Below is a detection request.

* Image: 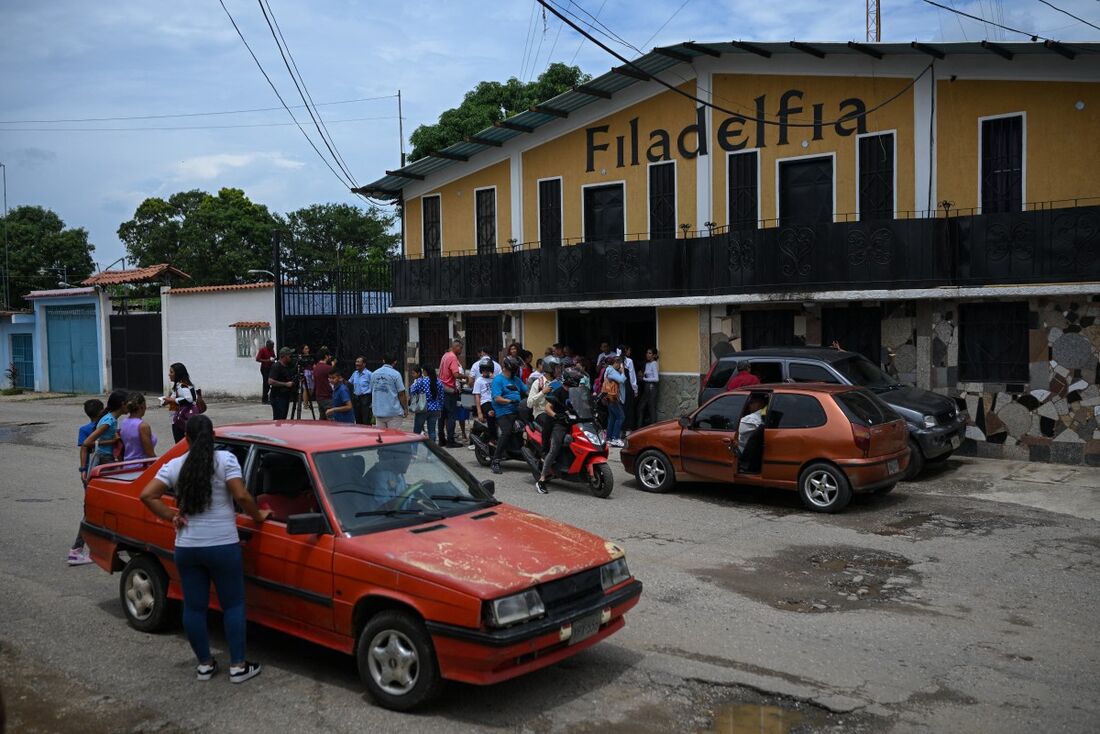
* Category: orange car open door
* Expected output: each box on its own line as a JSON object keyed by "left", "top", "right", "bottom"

{"left": 680, "top": 394, "right": 746, "bottom": 482}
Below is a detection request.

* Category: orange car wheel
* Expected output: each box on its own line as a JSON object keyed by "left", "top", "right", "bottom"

{"left": 357, "top": 609, "right": 442, "bottom": 711}
{"left": 797, "top": 462, "right": 853, "bottom": 513}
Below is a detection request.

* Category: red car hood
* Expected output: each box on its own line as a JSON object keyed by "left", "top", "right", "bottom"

{"left": 345, "top": 503, "right": 624, "bottom": 599}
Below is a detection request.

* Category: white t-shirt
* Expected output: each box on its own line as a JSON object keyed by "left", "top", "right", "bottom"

{"left": 473, "top": 374, "right": 494, "bottom": 405}
{"left": 737, "top": 411, "right": 765, "bottom": 453}
{"left": 155, "top": 450, "right": 243, "bottom": 548}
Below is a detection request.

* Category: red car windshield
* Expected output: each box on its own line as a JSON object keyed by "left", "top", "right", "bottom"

{"left": 313, "top": 441, "right": 495, "bottom": 535}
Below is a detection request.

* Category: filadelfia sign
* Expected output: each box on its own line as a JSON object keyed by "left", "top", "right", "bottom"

{"left": 585, "top": 89, "right": 869, "bottom": 172}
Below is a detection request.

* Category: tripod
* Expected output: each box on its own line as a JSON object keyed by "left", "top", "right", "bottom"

{"left": 290, "top": 371, "right": 316, "bottom": 420}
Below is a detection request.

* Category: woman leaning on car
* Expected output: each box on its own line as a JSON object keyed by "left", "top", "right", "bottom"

{"left": 140, "top": 414, "right": 271, "bottom": 684}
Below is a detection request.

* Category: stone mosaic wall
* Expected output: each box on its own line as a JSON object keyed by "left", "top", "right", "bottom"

{"left": 932, "top": 298, "right": 1100, "bottom": 466}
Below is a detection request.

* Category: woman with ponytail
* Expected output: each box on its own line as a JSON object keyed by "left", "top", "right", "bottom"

{"left": 140, "top": 415, "right": 270, "bottom": 683}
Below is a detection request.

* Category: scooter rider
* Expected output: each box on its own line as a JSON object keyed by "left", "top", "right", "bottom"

{"left": 528, "top": 356, "right": 561, "bottom": 454}
{"left": 490, "top": 356, "right": 528, "bottom": 475}
{"left": 534, "top": 366, "right": 581, "bottom": 495}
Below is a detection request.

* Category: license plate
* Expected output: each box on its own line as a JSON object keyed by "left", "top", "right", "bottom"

{"left": 568, "top": 613, "right": 602, "bottom": 646}
{"left": 887, "top": 459, "right": 900, "bottom": 475}
{"left": 950, "top": 435, "right": 961, "bottom": 449}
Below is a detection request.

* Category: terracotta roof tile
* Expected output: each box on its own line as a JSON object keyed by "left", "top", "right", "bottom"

{"left": 166, "top": 282, "right": 274, "bottom": 294}
{"left": 228, "top": 321, "right": 271, "bottom": 328}
{"left": 25, "top": 287, "right": 97, "bottom": 299}
{"left": 82, "top": 263, "right": 190, "bottom": 286}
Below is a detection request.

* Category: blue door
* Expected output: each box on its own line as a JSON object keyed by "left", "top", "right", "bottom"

{"left": 46, "top": 305, "right": 99, "bottom": 393}
{"left": 10, "top": 333, "right": 34, "bottom": 389}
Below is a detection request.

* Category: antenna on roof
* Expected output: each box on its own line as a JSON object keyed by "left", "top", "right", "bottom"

{"left": 866, "top": 0, "right": 881, "bottom": 42}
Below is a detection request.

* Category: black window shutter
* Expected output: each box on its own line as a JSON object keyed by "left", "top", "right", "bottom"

{"left": 648, "top": 161, "right": 676, "bottom": 239}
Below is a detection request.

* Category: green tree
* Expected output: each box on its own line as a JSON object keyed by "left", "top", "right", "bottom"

{"left": 1, "top": 205, "right": 95, "bottom": 308}
{"left": 118, "top": 188, "right": 278, "bottom": 286}
{"left": 408, "top": 63, "right": 590, "bottom": 161}
{"left": 282, "top": 203, "right": 399, "bottom": 274}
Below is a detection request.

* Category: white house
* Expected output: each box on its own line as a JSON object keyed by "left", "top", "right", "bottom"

{"left": 160, "top": 282, "right": 276, "bottom": 397}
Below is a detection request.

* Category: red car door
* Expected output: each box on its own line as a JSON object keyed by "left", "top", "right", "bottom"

{"left": 239, "top": 448, "right": 335, "bottom": 631}
{"left": 680, "top": 394, "right": 747, "bottom": 482}
{"left": 761, "top": 393, "right": 828, "bottom": 485}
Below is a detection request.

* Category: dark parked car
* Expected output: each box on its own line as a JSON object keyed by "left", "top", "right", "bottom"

{"left": 701, "top": 348, "right": 966, "bottom": 478}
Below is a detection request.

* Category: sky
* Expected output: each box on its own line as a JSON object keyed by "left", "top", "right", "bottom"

{"left": 1, "top": 0, "right": 1097, "bottom": 270}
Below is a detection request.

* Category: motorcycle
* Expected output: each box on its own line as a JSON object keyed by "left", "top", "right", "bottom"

{"left": 469, "top": 406, "right": 532, "bottom": 469}
{"left": 520, "top": 386, "right": 613, "bottom": 498}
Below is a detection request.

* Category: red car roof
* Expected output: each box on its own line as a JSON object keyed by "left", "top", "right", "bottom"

{"left": 215, "top": 420, "right": 423, "bottom": 453}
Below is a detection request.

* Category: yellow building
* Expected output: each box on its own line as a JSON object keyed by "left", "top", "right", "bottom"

{"left": 363, "top": 40, "right": 1100, "bottom": 464}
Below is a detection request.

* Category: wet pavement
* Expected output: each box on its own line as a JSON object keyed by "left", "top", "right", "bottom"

{"left": 1, "top": 395, "right": 1099, "bottom": 733}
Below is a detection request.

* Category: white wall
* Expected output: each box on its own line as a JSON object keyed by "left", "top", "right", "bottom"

{"left": 161, "top": 286, "right": 276, "bottom": 397}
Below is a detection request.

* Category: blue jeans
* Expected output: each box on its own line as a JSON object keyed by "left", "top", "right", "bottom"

{"left": 443, "top": 391, "right": 460, "bottom": 443}
{"left": 174, "top": 543, "right": 247, "bottom": 665}
{"left": 414, "top": 410, "right": 441, "bottom": 441}
{"left": 607, "top": 400, "right": 625, "bottom": 441}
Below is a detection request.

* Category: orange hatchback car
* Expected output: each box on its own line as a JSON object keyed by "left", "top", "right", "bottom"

{"left": 81, "top": 422, "right": 641, "bottom": 711}
{"left": 621, "top": 384, "right": 909, "bottom": 513}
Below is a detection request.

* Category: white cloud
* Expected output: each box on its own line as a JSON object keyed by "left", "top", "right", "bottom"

{"left": 173, "top": 152, "right": 305, "bottom": 181}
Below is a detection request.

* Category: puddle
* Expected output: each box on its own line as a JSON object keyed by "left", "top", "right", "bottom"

{"left": 703, "top": 703, "right": 815, "bottom": 733}
{"left": 696, "top": 545, "right": 924, "bottom": 613}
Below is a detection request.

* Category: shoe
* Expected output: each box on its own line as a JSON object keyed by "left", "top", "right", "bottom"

{"left": 609, "top": 439, "right": 624, "bottom": 448}
{"left": 467, "top": 443, "right": 476, "bottom": 451}
{"left": 67, "top": 547, "right": 93, "bottom": 566}
{"left": 229, "top": 661, "right": 262, "bottom": 684}
{"left": 535, "top": 480, "right": 549, "bottom": 495}
{"left": 491, "top": 463, "right": 503, "bottom": 475}
{"left": 196, "top": 658, "right": 218, "bottom": 681}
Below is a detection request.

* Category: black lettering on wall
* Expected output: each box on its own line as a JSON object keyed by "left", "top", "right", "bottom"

{"left": 629, "top": 117, "right": 639, "bottom": 166}
{"left": 676, "top": 105, "right": 708, "bottom": 159}
{"left": 777, "top": 89, "right": 803, "bottom": 146}
{"left": 812, "top": 103, "right": 824, "bottom": 141}
{"left": 835, "top": 97, "right": 867, "bottom": 137}
{"left": 754, "top": 95, "right": 767, "bottom": 148}
{"left": 717, "top": 114, "right": 748, "bottom": 152}
{"left": 647, "top": 129, "right": 671, "bottom": 162}
{"left": 616, "top": 135, "right": 625, "bottom": 168}
{"left": 586, "top": 124, "right": 610, "bottom": 172}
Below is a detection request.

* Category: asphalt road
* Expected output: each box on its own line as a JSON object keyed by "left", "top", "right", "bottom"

{"left": 1, "top": 396, "right": 1098, "bottom": 733}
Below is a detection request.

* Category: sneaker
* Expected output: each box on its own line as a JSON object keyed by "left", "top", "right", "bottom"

{"left": 67, "top": 547, "right": 93, "bottom": 566}
{"left": 467, "top": 443, "right": 476, "bottom": 451}
{"left": 229, "top": 661, "right": 262, "bottom": 684}
{"left": 535, "top": 480, "right": 549, "bottom": 495}
{"left": 196, "top": 658, "right": 218, "bottom": 681}
{"left": 491, "top": 463, "right": 503, "bottom": 475}
{"left": 609, "top": 439, "right": 624, "bottom": 448}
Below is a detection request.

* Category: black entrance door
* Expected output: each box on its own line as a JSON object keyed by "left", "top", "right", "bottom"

{"left": 583, "top": 184, "right": 625, "bottom": 243}
{"left": 556, "top": 307, "right": 655, "bottom": 370}
{"left": 465, "top": 315, "right": 502, "bottom": 363}
{"left": 740, "top": 309, "right": 798, "bottom": 349}
{"left": 779, "top": 157, "right": 833, "bottom": 225}
{"left": 110, "top": 314, "right": 163, "bottom": 393}
{"left": 821, "top": 306, "right": 882, "bottom": 365}
{"left": 419, "top": 316, "right": 450, "bottom": 368}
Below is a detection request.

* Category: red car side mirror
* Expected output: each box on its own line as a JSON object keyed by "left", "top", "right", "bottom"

{"left": 678, "top": 415, "right": 692, "bottom": 428}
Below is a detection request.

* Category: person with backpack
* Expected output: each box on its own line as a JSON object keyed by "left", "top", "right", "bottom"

{"left": 164, "top": 362, "right": 203, "bottom": 443}
{"left": 409, "top": 364, "right": 444, "bottom": 442}
{"left": 602, "top": 355, "right": 627, "bottom": 447}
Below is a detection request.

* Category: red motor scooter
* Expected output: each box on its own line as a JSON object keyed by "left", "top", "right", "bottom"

{"left": 521, "top": 386, "right": 613, "bottom": 498}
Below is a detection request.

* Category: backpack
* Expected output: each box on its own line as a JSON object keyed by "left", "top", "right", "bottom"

{"left": 195, "top": 387, "right": 207, "bottom": 414}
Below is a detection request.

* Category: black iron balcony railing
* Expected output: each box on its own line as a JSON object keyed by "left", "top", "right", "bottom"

{"left": 390, "top": 202, "right": 1100, "bottom": 308}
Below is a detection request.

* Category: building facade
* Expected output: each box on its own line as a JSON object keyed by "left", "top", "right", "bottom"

{"left": 363, "top": 41, "right": 1100, "bottom": 465}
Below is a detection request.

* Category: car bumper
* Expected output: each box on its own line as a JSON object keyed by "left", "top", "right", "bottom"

{"left": 835, "top": 448, "right": 911, "bottom": 492}
{"left": 426, "top": 580, "right": 642, "bottom": 686}
{"left": 620, "top": 450, "right": 637, "bottom": 474}
{"left": 912, "top": 420, "right": 966, "bottom": 459}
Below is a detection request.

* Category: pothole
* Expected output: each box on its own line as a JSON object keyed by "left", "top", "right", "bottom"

{"left": 872, "top": 509, "right": 1043, "bottom": 539}
{"left": 696, "top": 545, "right": 924, "bottom": 613}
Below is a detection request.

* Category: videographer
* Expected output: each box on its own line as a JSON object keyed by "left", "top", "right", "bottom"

{"left": 311, "top": 348, "right": 335, "bottom": 420}
{"left": 268, "top": 347, "right": 296, "bottom": 420}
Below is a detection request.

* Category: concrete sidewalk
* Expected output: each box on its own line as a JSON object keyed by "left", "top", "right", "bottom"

{"left": 913, "top": 454, "right": 1100, "bottom": 521}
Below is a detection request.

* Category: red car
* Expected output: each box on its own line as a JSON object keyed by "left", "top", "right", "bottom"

{"left": 81, "top": 422, "right": 642, "bottom": 710}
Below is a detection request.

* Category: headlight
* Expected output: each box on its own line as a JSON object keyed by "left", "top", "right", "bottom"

{"left": 583, "top": 429, "right": 602, "bottom": 445}
{"left": 600, "top": 558, "right": 630, "bottom": 590}
{"left": 487, "top": 589, "right": 545, "bottom": 627}
{"left": 922, "top": 415, "right": 937, "bottom": 428}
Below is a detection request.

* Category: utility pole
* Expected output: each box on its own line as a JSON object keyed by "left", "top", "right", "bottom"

{"left": 397, "top": 89, "right": 406, "bottom": 167}
{"left": 1, "top": 162, "right": 8, "bottom": 308}
{"left": 866, "top": 0, "right": 881, "bottom": 42}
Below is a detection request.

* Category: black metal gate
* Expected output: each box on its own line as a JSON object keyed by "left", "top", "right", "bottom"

{"left": 821, "top": 306, "right": 883, "bottom": 365}
{"left": 110, "top": 313, "right": 163, "bottom": 393}
{"left": 741, "top": 309, "right": 799, "bottom": 349}
{"left": 419, "top": 316, "right": 450, "bottom": 368}
{"left": 282, "top": 315, "right": 405, "bottom": 369}
{"left": 465, "top": 315, "right": 502, "bottom": 361}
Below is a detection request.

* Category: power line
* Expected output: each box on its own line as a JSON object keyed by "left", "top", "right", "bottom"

{"left": 528, "top": 6, "right": 549, "bottom": 80}
{"left": 920, "top": 0, "right": 1057, "bottom": 40}
{"left": 255, "top": 0, "right": 358, "bottom": 187}
{"left": 539, "top": 0, "right": 931, "bottom": 128}
{"left": 218, "top": 0, "right": 354, "bottom": 191}
{"left": 0, "top": 94, "right": 397, "bottom": 125}
{"left": 0, "top": 115, "right": 399, "bottom": 133}
{"left": 541, "top": 13, "right": 567, "bottom": 73}
{"left": 1036, "top": 0, "right": 1100, "bottom": 32}
{"left": 568, "top": 0, "right": 610, "bottom": 64}
{"left": 640, "top": 0, "right": 694, "bottom": 50}
{"left": 519, "top": 0, "right": 539, "bottom": 79}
